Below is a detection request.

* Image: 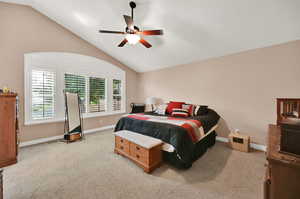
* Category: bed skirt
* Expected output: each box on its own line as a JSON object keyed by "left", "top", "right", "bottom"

{"left": 163, "top": 131, "right": 217, "bottom": 169}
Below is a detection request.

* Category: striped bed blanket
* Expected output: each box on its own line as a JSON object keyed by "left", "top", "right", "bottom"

{"left": 125, "top": 113, "right": 205, "bottom": 143}
{"left": 115, "top": 110, "right": 220, "bottom": 168}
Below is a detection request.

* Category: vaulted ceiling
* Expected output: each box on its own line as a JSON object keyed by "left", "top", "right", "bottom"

{"left": 2, "top": 0, "right": 300, "bottom": 72}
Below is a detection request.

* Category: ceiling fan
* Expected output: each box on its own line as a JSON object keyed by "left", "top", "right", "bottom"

{"left": 99, "top": 1, "right": 163, "bottom": 48}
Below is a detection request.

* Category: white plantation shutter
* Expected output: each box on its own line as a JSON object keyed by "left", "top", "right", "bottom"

{"left": 89, "top": 77, "right": 106, "bottom": 113}
{"left": 113, "top": 79, "right": 122, "bottom": 111}
{"left": 64, "top": 74, "right": 87, "bottom": 113}
{"left": 24, "top": 53, "right": 126, "bottom": 125}
{"left": 31, "top": 70, "right": 55, "bottom": 120}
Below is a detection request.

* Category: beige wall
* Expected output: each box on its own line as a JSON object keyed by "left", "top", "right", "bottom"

{"left": 1, "top": 2, "right": 299, "bottom": 145}
{"left": 138, "top": 40, "right": 300, "bottom": 145}
{"left": 0, "top": 2, "right": 138, "bottom": 142}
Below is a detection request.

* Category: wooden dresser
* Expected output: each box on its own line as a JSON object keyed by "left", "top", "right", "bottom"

{"left": 0, "top": 170, "right": 3, "bottom": 199}
{"left": 0, "top": 93, "right": 18, "bottom": 168}
{"left": 264, "top": 124, "right": 300, "bottom": 199}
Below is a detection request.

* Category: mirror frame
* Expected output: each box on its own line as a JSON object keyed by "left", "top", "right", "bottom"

{"left": 64, "top": 91, "right": 83, "bottom": 138}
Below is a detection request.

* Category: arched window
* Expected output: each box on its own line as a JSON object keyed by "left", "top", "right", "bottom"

{"left": 24, "top": 52, "right": 126, "bottom": 125}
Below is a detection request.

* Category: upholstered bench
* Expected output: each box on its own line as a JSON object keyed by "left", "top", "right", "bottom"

{"left": 114, "top": 130, "right": 163, "bottom": 173}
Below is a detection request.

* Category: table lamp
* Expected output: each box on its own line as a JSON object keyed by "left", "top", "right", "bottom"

{"left": 146, "top": 97, "right": 157, "bottom": 111}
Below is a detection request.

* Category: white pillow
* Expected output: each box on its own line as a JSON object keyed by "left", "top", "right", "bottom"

{"left": 155, "top": 104, "right": 168, "bottom": 115}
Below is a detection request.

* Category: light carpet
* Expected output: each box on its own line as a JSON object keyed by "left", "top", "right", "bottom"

{"left": 4, "top": 130, "right": 265, "bottom": 199}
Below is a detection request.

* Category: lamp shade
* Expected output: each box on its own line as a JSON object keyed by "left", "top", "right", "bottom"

{"left": 146, "top": 97, "right": 157, "bottom": 105}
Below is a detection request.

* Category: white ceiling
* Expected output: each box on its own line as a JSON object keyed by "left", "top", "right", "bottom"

{"left": 2, "top": 0, "right": 300, "bottom": 72}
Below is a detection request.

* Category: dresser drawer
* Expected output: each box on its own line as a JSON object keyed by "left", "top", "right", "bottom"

{"left": 130, "top": 143, "right": 149, "bottom": 164}
{"left": 130, "top": 143, "right": 148, "bottom": 157}
{"left": 115, "top": 136, "right": 130, "bottom": 154}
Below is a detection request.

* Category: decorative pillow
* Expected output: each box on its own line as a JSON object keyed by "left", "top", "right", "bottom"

{"left": 166, "top": 101, "right": 185, "bottom": 114}
{"left": 182, "top": 104, "right": 195, "bottom": 116}
{"left": 171, "top": 108, "right": 189, "bottom": 117}
{"left": 194, "top": 105, "right": 209, "bottom": 116}
{"left": 154, "top": 104, "right": 168, "bottom": 115}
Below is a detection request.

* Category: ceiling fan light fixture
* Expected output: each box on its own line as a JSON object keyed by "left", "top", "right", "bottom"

{"left": 99, "top": 1, "right": 163, "bottom": 48}
{"left": 125, "top": 34, "right": 141, "bottom": 45}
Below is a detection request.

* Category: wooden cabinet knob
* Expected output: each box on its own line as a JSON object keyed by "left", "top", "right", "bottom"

{"left": 136, "top": 146, "right": 140, "bottom": 150}
{"left": 136, "top": 155, "right": 140, "bottom": 159}
{"left": 120, "top": 139, "right": 123, "bottom": 143}
{"left": 120, "top": 146, "right": 124, "bottom": 150}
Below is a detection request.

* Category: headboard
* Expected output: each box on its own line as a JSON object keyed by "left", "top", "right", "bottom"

{"left": 277, "top": 98, "right": 300, "bottom": 125}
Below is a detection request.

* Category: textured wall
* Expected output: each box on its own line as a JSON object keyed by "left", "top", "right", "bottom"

{"left": 0, "top": 2, "right": 138, "bottom": 142}
{"left": 137, "top": 40, "right": 300, "bottom": 144}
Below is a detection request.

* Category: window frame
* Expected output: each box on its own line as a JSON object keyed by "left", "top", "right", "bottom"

{"left": 88, "top": 76, "right": 107, "bottom": 113}
{"left": 112, "top": 79, "right": 122, "bottom": 111}
{"left": 64, "top": 73, "right": 88, "bottom": 113}
{"left": 29, "top": 68, "right": 56, "bottom": 121}
{"left": 63, "top": 73, "right": 108, "bottom": 114}
{"left": 24, "top": 53, "right": 126, "bottom": 126}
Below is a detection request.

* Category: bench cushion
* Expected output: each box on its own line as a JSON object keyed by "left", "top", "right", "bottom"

{"left": 114, "top": 130, "right": 163, "bottom": 149}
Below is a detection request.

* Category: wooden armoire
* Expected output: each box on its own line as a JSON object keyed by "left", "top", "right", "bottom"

{"left": 265, "top": 125, "right": 300, "bottom": 199}
{"left": 0, "top": 93, "right": 18, "bottom": 168}
{"left": 264, "top": 99, "right": 300, "bottom": 199}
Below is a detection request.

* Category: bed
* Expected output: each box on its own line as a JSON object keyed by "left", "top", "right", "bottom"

{"left": 114, "top": 108, "right": 220, "bottom": 169}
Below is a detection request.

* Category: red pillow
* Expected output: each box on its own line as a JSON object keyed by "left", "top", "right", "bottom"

{"left": 166, "top": 101, "right": 185, "bottom": 114}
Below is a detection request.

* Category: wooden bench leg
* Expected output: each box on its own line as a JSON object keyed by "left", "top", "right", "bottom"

{"left": 143, "top": 167, "right": 151, "bottom": 173}
{"left": 114, "top": 149, "right": 120, "bottom": 155}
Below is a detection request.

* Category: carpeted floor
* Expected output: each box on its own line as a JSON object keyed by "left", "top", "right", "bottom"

{"left": 4, "top": 130, "right": 265, "bottom": 199}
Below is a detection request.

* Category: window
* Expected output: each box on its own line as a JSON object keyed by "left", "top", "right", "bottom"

{"left": 113, "top": 79, "right": 122, "bottom": 111}
{"left": 64, "top": 74, "right": 87, "bottom": 113}
{"left": 89, "top": 77, "right": 106, "bottom": 113}
{"left": 31, "top": 70, "right": 55, "bottom": 120}
{"left": 64, "top": 74, "right": 106, "bottom": 113}
{"left": 25, "top": 52, "right": 126, "bottom": 125}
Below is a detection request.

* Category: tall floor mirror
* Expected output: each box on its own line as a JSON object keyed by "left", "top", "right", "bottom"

{"left": 63, "top": 91, "right": 84, "bottom": 143}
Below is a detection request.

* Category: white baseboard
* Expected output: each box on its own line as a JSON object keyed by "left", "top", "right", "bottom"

{"left": 20, "top": 128, "right": 267, "bottom": 152}
{"left": 19, "top": 125, "right": 115, "bottom": 148}
{"left": 216, "top": 136, "right": 229, "bottom": 143}
{"left": 84, "top": 125, "right": 115, "bottom": 135}
{"left": 250, "top": 143, "right": 267, "bottom": 152}
{"left": 216, "top": 136, "right": 266, "bottom": 152}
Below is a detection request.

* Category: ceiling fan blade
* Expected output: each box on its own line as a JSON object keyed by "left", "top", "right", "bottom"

{"left": 138, "top": 30, "right": 163, "bottom": 36}
{"left": 118, "top": 39, "right": 128, "bottom": 47}
{"left": 123, "top": 15, "right": 134, "bottom": 29}
{"left": 139, "top": 39, "right": 152, "bottom": 48}
{"left": 99, "top": 30, "right": 125, "bottom": 34}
